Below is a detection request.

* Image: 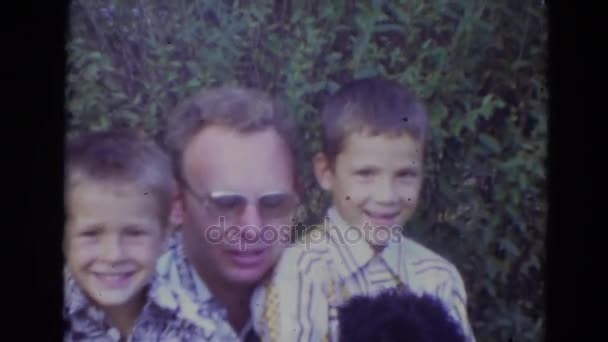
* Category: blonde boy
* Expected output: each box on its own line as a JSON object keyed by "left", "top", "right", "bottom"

{"left": 63, "top": 130, "right": 214, "bottom": 341}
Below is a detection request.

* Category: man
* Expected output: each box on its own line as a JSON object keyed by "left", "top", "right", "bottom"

{"left": 158, "top": 86, "right": 300, "bottom": 341}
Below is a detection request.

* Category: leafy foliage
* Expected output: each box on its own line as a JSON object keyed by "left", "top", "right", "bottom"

{"left": 66, "top": 1, "right": 547, "bottom": 341}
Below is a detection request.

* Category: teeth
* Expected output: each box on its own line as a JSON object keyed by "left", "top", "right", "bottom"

{"left": 96, "top": 273, "right": 131, "bottom": 279}
{"left": 367, "top": 212, "right": 397, "bottom": 219}
{"left": 100, "top": 274, "right": 121, "bottom": 279}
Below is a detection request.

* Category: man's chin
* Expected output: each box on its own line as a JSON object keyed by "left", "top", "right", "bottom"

{"left": 223, "top": 265, "right": 274, "bottom": 286}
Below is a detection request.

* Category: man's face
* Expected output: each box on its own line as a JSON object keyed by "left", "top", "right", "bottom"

{"left": 65, "top": 181, "right": 167, "bottom": 309}
{"left": 178, "top": 125, "right": 297, "bottom": 287}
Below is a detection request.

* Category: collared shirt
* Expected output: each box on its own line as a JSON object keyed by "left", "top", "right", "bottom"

{"left": 63, "top": 267, "right": 216, "bottom": 342}
{"left": 156, "top": 231, "right": 266, "bottom": 342}
{"left": 269, "top": 207, "right": 476, "bottom": 342}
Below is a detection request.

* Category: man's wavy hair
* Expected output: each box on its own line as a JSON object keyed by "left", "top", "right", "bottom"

{"left": 338, "top": 290, "right": 466, "bottom": 342}
{"left": 164, "top": 86, "right": 301, "bottom": 193}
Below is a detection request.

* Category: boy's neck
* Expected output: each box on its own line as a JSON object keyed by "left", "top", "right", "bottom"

{"left": 370, "top": 241, "right": 387, "bottom": 254}
{"left": 102, "top": 291, "right": 146, "bottom": 339}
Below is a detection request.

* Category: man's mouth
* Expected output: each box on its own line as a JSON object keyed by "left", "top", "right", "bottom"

{"left": 225, "top": 248, "right": 268, "bottom": 267}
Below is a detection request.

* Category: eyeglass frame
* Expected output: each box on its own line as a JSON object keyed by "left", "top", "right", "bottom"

{"left": 176, "top": 172, "right": 300, "bottom": 223}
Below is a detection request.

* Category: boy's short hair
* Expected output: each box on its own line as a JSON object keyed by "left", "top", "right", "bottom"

{"left": 164, "top": 86, "right": 300, "bottom": 191}
{"left": 338, "top": 290, "right": 466, "bottom": 342}
{"left": 65, "top": 129, "right": 175, "bottom": 224}
{"left": 321, "top": 78, "right": 429, "bottom": 164}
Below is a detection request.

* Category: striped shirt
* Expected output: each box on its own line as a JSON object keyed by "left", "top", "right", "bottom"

{"left": 156, "top": 231, "right": 268, "bottom": 342}
{"left": 64, "top": 268, "right": 216, "bottom": 342}
{"left": 268, "top": 207, "right": 476, "bottom": 342}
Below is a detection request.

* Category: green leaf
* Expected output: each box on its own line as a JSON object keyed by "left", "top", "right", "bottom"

{"left": 430, "top": 102, "right": 448, "bottom": 128}
{"left": 327, "top": 81, "right": 340, "bottom": 93}
{"left": 483, "top": 278, "right": 497, "bottom": 297}
{"left": 422, "top": 39, "right": 433, "bottom": 49}
{"left": 482, "top": 94, "right": 493, "bottom": 109}
{"left": 511, "top": 59, "right": 529, "bottom": 71}
{"left": 374, "top": 23, "right": 405, "bottom": 33}
{"left": 499, "top": 238, "right": 521, "bottom": 257}
{"left": 481, "top": 224, "right": 495, "bottom": 247}
{"left": 465, "top": 109, "right": 480, "bottom": 131}
{"left": 187, "top": 78, "right": 201, "bottom": 88}
{"left": 479, "top": 133, "right": 501, "bottom": 153}
{"left": 325, "top": 52, "right": 342, "bottom": 64}
{"left": 354, "top": 65, "right": 379, "bottom": 79}
{"left": 88, "top": 51, "right": 103, "bottom": 61}
{"left": 306, "top": 81, "right": 327, "bottom": 95}
{"left": 501, "top": 158, "right": 520, "bottom": 172}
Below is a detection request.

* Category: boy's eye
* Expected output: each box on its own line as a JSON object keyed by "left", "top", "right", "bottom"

{"left": 124, "top": 227, "right": 147, "bottom": 237}
{"left": 79, "top": 230, "right": 99, "bottom": 238}
{"left": 354, "top": 169, "right": 376, "bottom": 178}
{"left": 396, "top": 170, "right": 418, "bottom": 178}
{"left": 78, "top": 226, "right": 102, "bottom": 238}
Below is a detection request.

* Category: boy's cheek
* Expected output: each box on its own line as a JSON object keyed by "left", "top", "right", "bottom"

{"left": 337, "top": 179, "right": 370, "bottom": 202}
{"left": 65, "top": 241, "right": 95, "bottom": 263}
{"left": 127, "top": 244, "right": 165, "bottom": 263}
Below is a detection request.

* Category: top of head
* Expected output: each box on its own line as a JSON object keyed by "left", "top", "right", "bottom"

{"left": 321, "top": 77, "right": 429, "bottom": 164}
{"left": 65, "top": 129, "right": 175, "bottom": 223}
{"left": 164, "top": 86, "right": 301, "bottom": 192}
{"left": 338, "top": 290, "right": 466, "bottom": 342}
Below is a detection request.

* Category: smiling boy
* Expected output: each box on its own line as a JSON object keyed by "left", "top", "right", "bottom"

{"left": 63, "top": 130, "right": 214, "bottom": 341}
{"left": 267, "top": 78, "right": 476, "bottom": 342}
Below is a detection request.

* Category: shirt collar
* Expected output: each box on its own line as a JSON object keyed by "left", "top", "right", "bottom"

{"left": 148, "top": 274, "right": 217, "bottom": 336}
{"left": 64, "top": 249, "right": 217, "bottom": 338}
{"left": 326, "top": 207, "right": 405, "bottom": 280}
{"left": 64, "top": 268, "right": 95, "bottom": 317}
{"left": 171, "top": 232, "right": 214, "bottom": 304}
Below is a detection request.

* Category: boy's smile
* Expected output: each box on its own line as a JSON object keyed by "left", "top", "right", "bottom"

{"left": 362, "top": 209, "right": 402, "bottom": 227}
{"left": 92, "top": 270, "right": 137, "bottom": 290}
{"left": 315, "top": 130, "right": 424, "bottom": 246}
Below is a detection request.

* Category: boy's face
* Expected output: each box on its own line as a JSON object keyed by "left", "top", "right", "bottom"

{"left": 65, "top": 180, "right": 167, "bottom": 309}
{"left": 315, "top": 131, "right": 424, "bottom": 245}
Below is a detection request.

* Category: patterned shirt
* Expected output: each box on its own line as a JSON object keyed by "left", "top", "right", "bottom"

{"left": 63, "top": 268, "right": 216, "bottom": 342}
{"left": 268, "top": 207, "right": 476, "bottom": 342}
{"left": 156, "top": 232, "right": 268, "bottom": 342}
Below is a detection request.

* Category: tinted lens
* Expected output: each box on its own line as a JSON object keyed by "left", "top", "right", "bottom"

{"left": 258, "top": 193, "right": 298, "bottom": 220}
{"left": 208, "top": 193, "right": 247, "bottom": 219}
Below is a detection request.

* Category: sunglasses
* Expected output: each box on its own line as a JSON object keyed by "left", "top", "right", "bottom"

{"left": 181, "top": 178, "right": 299, "bottom": 223}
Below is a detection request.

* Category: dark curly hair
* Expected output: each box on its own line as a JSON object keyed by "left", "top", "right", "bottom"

{"left": 338, "top": 290, "right": 466, "bottom": 342}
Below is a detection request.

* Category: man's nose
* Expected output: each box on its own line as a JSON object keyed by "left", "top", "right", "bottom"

{"left": 239, "top": 203, "right": 263, "bottom": 230}
{"left": 237, "top": 204, "right": 264, "bottom": 246}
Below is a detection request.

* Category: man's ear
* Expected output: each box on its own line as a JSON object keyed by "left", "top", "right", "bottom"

{"left": 168, "top": 179, "right": 184, "bottom": 228}
{"left": 313, "top": 152, "right": 334, "bottom": 191}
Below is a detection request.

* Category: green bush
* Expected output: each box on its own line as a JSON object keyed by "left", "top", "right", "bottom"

{"left": 66, "top": 1, "right": 547, "bottom": 341}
